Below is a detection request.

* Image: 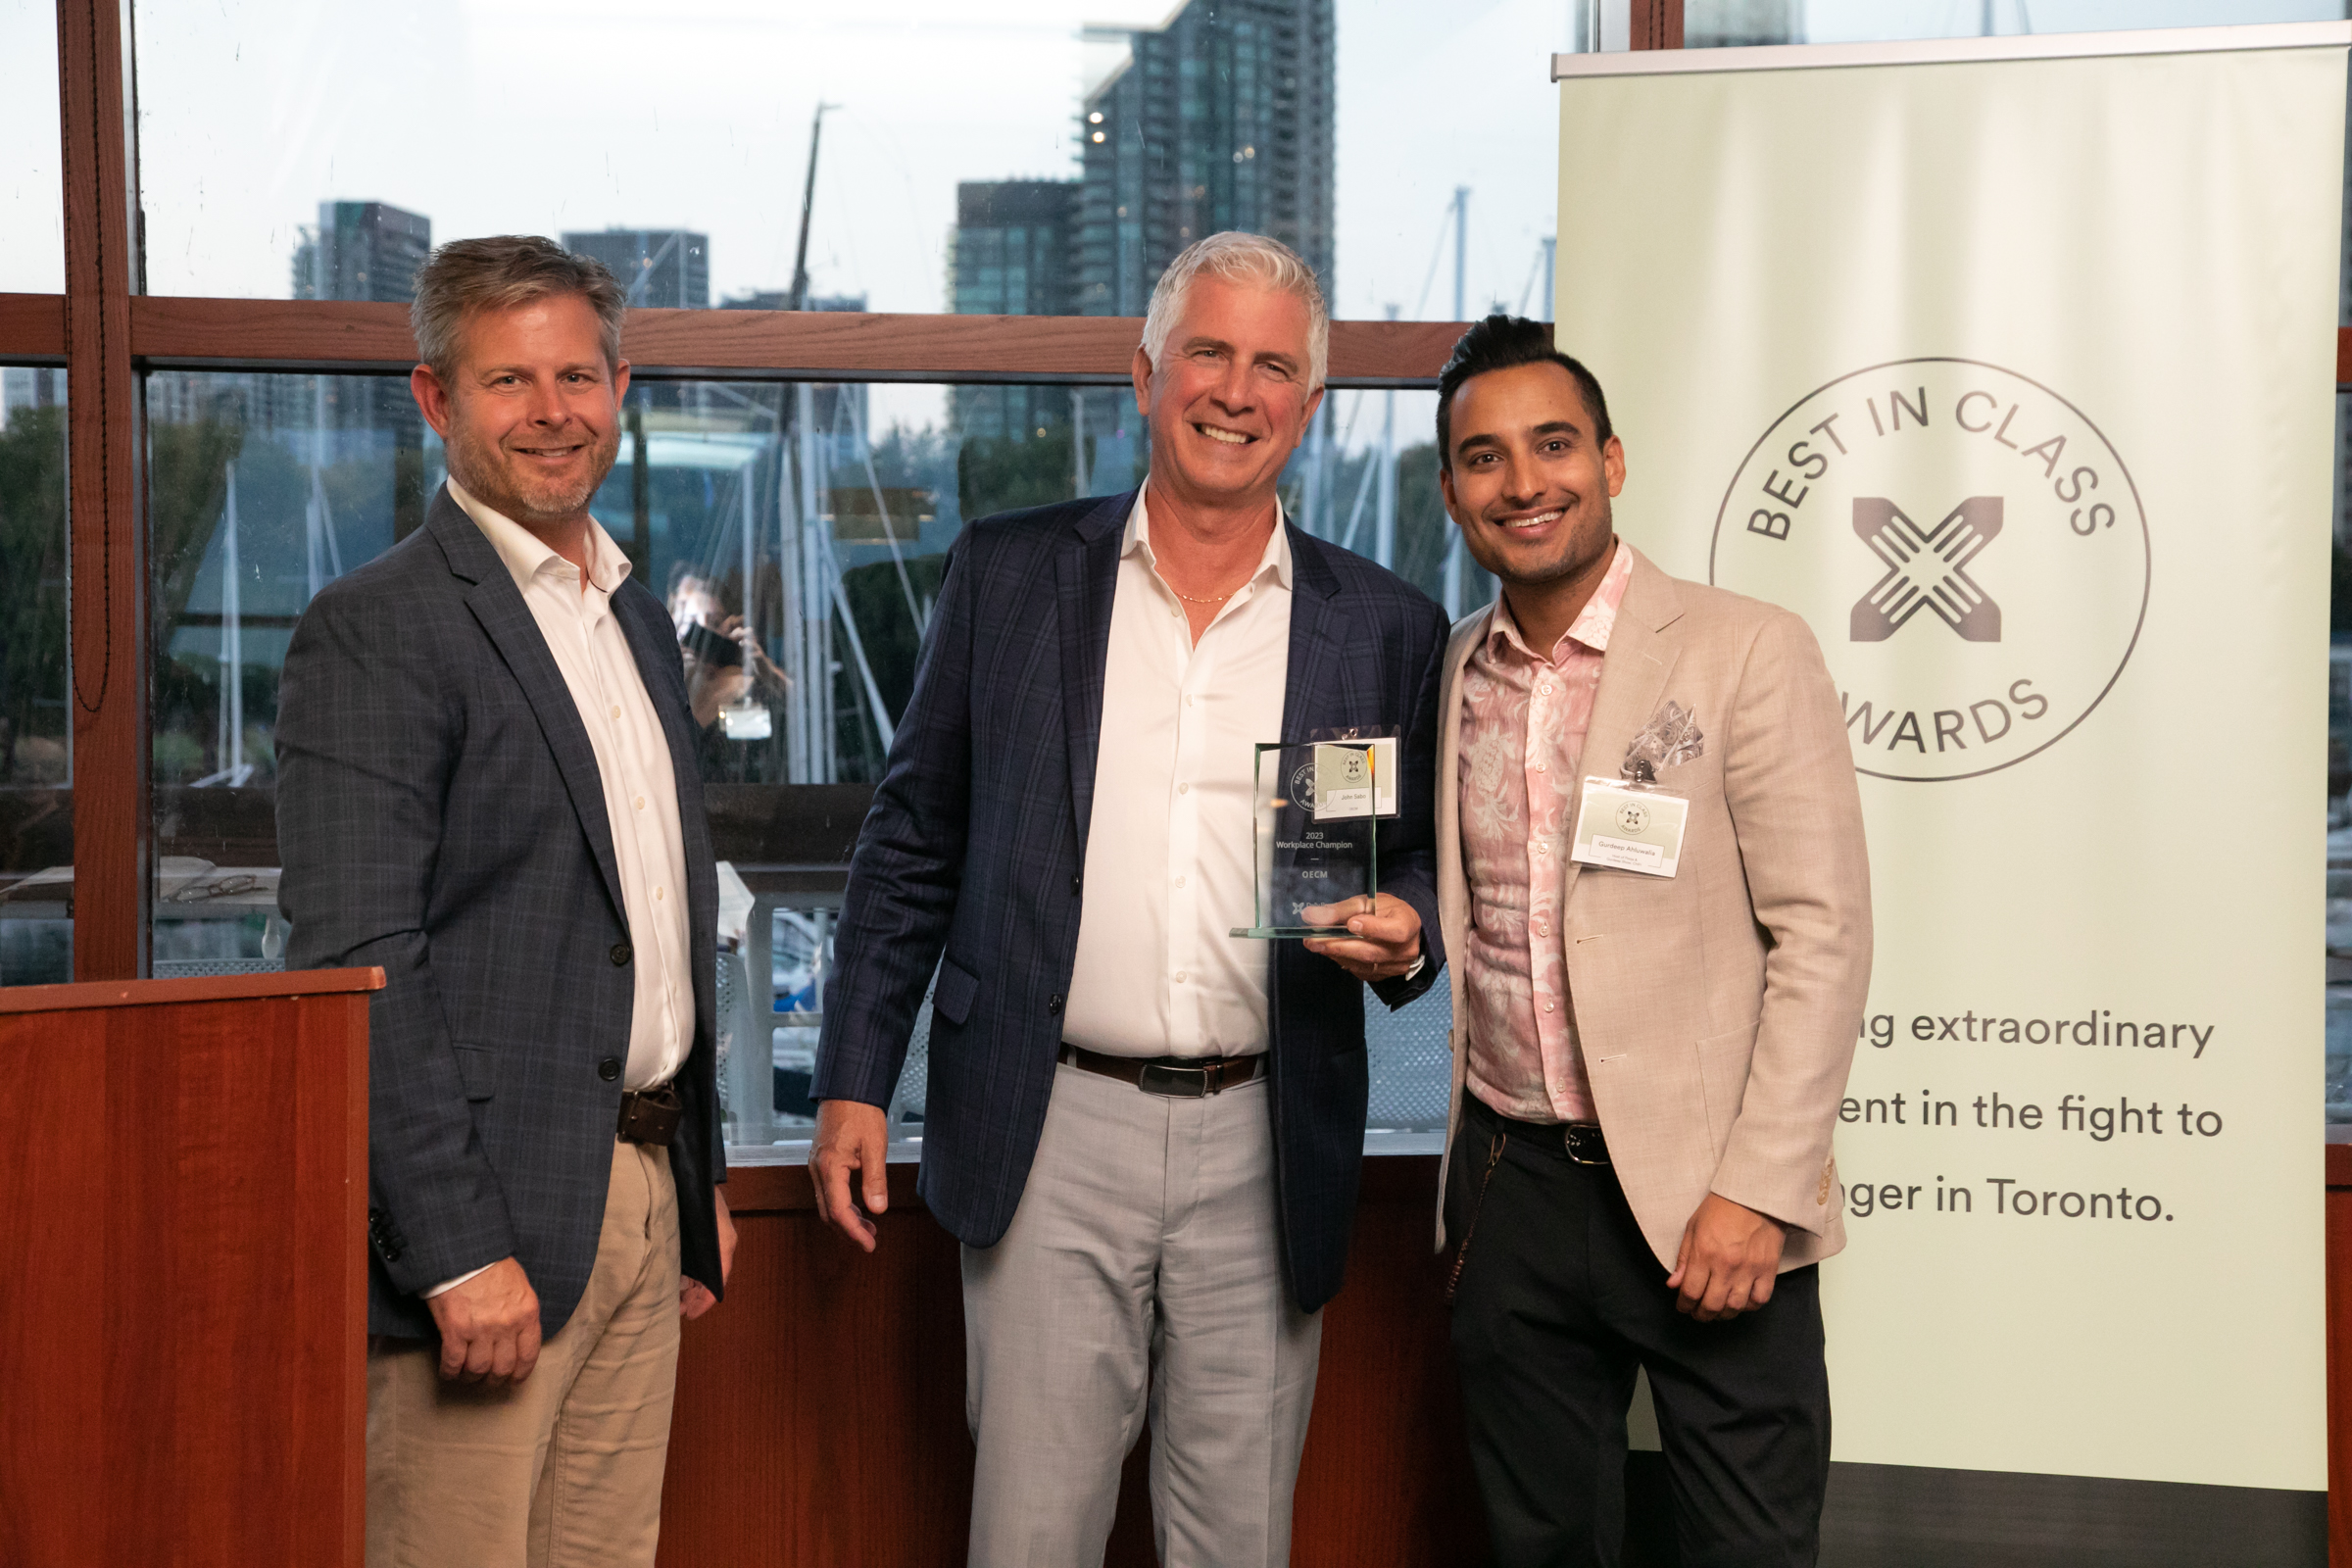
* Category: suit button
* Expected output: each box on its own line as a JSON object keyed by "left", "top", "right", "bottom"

{"left": 598, "top": 1056, "right": 622, "bottom": 1082}
{"left": 610, "top": 943, "right": 632, "bottom": 966}
{"left": 1070, "top": 874, "right": 1082, "bottom": 897}
{"left": 1048, "top": 993, "right": 1064, "bottom": 1014}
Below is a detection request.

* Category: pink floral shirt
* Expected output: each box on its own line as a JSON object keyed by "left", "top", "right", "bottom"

{"left": 1457, "top": 542, "right": 1633, "bottom": 1124}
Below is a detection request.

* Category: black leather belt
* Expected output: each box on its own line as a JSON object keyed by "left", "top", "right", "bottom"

{"left": 616, "top": 1085, "right": 682, "bottom": 1147}
{"left": 1464, "top": 1089, "right": 1610, "bottom": 1166}
{"left": 1059, "top": 1043, "right": 1268, "bottom": 1098}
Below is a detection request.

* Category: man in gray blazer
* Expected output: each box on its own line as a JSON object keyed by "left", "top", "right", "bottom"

{"left": 277, "top": 235, "right": 734, "bottom": 1568}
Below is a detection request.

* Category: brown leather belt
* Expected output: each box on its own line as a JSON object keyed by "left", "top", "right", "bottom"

{"left": 1058, "top": 1043, "right": 1268, "bottom": 1098}
{"left": 616, "top": 1085, "right": 682, "bottom": 1147}
{"left": 1464, "top": 1089, "right": 1610, "bottom": 1166}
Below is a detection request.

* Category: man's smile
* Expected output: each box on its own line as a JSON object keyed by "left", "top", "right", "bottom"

{"left": 1485, "top": 504, "right": 1574, "bottom": 537}
{"left": 1193, "top": 420, "right": 1256, "bottom": 446}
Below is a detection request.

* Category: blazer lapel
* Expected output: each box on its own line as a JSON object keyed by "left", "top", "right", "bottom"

{"left": 1560, "top": 546, "right": 1686, "bottom": 908}
{"left": 433, "top": 491, "right": 630, "bottom": 926}
{"left": 1277, "top": 527, "right": 1349, "bottom": 739}
{"left": 1056, "top": 491, "right": 1133, "bottom": 860}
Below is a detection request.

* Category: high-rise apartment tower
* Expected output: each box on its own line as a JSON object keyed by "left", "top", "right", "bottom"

{"left": 1074, "top": 0, "right": 1337, "bottom": 318}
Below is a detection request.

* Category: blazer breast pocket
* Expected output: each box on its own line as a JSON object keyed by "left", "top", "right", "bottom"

{"left": 933, "top": 956, "right": 980, "bottom": 1028}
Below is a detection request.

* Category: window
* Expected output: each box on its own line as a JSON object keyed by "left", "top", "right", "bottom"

{"left": 0, "top": 369, "right": 69, "bottom": 983}
{"left": 142, "top": 366, "right": 1459, "bottom": 1140}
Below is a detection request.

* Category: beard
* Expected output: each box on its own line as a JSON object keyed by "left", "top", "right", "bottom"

{"left": 443, "top": 416, "right": 620, "bottom": 527}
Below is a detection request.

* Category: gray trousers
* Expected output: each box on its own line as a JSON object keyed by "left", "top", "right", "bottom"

{"left": 961, "top": 1061, "right": 1323, "bottom": 1568}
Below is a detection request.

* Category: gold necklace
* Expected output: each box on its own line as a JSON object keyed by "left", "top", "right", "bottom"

{"left": 1170, "top": 586, "right": 1236, "bottom": 605}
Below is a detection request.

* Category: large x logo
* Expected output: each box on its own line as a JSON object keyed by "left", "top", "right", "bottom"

{"left": 1850, "top": 497, "right": 2003, "bottom": 643}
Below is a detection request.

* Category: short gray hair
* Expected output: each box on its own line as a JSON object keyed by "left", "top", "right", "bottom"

{"left": 411, "top": 235, "right": 627, "bottom": 380}
{"left": 1141, "top": 232, "right": 1329, "bottom": 392}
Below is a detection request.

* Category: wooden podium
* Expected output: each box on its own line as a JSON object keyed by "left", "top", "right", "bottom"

{"left": 0, "top": 966, "right": 379, "bottom": 1567}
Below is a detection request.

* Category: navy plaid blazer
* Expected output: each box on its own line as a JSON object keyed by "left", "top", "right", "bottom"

{"left": 277, "top": 486, "right": 726, "bottom": 1341}
{"left": 813, "top": 490, "right": 1448, "bottom": 1312}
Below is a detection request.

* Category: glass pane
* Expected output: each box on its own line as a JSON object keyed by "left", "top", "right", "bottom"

{"left": 1692, "top": 0, "right": 2345, "bottom": 47}
{"left": 129, "top": 0, "right": 1566, "bottom": 329}
{"left": 0, "top": 368, "right": 70, "bottom": 983}
{"left": 143, "top": 368, "right": 1459, "bottom": 1141}
{"left": 0, "top": 0, "right": 64, "bottom": 293}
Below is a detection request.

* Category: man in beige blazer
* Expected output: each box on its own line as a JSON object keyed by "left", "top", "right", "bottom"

{"left": 1423, "top": 317, "right": 1871, "bottom": 1568}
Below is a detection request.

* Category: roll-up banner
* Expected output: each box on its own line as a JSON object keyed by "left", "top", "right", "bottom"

{"left": 1553, "top": 20, "right": 2346, "bottom": 1552}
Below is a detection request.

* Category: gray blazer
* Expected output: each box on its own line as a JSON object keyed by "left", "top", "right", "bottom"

{"left": 277, "top": 485, "right": 725, "bottom": 1340}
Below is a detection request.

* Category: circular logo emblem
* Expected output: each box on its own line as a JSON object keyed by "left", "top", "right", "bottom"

{"left": 1289, "top": 761, "right": 1317, "bottom": 809}
{"left": 1615, "top": 802, "right": 1651, "bottom": 836}
{"left": 1710, "top": 359, "right": 2148, "bottom": 782}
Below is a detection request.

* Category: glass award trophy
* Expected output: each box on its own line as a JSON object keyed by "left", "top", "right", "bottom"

{"left": 1230, "top": 740, "right": 1381, "bottom": 939}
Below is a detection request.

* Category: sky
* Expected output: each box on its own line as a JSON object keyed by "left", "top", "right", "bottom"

{"left": 1, "top": 0, "right": 2342, "bottom": 433}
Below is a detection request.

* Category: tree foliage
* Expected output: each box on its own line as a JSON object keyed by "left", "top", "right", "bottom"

{"left": 0, "top": 408, "right": 70, "bottom": 782}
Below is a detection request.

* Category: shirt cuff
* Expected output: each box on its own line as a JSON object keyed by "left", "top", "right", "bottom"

{"left": 1401, "top": 953, "right": 1427, "bottom": 983}
{"left": 421, "top": 1261, "right": 499, "bottom": 1299}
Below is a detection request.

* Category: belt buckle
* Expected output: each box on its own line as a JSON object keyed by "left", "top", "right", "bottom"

{"left": 1562, "top": 1125, "right": 1608, "bottom": 1166}
{"left": 1137, "top": 1062, "right": 1212, "bottom": 1099}
{"left": 617, "top": 1086, "right": 683, "bottom": 1146}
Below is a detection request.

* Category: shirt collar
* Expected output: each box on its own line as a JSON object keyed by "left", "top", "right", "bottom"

{"left": 1124, "top": 480, "right": 1294, "bottom": 593}
{"left": 1487, "top": 537, "right": 1633, "bottom": 663}
{"left": 446, "top": 475, "right": 632, "bottom": 600}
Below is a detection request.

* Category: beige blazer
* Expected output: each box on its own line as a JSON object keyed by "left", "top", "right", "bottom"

{"left": 1435, "top": 544, "right": 1872, "bottom": 1273}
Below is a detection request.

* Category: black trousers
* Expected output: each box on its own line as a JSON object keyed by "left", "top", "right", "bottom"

{"left": 1446, "top": 1096, "right": 1831, "bottom": 1568}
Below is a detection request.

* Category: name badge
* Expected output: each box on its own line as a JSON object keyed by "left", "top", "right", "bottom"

{"left": 1569, "top": 776, "right": 1688, "bottom": 878}
{"left": 1312, "top": 742, "right": 1376, "bottom": 820}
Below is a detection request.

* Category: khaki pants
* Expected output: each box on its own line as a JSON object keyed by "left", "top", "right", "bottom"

{"left": 367, "top": 1140, "right": 682, "bottom": 1568}
{"left": 961, "top": 1062, "right": 1323, "bottom": 1568}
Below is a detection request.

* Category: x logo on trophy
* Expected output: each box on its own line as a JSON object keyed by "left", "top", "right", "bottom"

{"left": 1849, "top": 497, "right": 2003, "bottom": 643}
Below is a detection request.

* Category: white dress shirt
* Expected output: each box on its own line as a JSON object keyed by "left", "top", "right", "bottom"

{"left": 447, "top": 478, "right": 696, "bottom": 1092}
{"left": 1060, "top": 486, "right": 1293, "bottom": 1059}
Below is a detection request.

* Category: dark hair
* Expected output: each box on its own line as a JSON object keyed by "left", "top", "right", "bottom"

{"left": 1435, "top": 314, "right": 1613, "bottom": 467}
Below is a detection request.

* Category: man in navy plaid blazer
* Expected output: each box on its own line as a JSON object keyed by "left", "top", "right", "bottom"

{"left": 278, "top": 237, "right": 731, "bottom": 1567}
{"left": 811, "top": 234, "right": 1449, "bottom": 1567}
